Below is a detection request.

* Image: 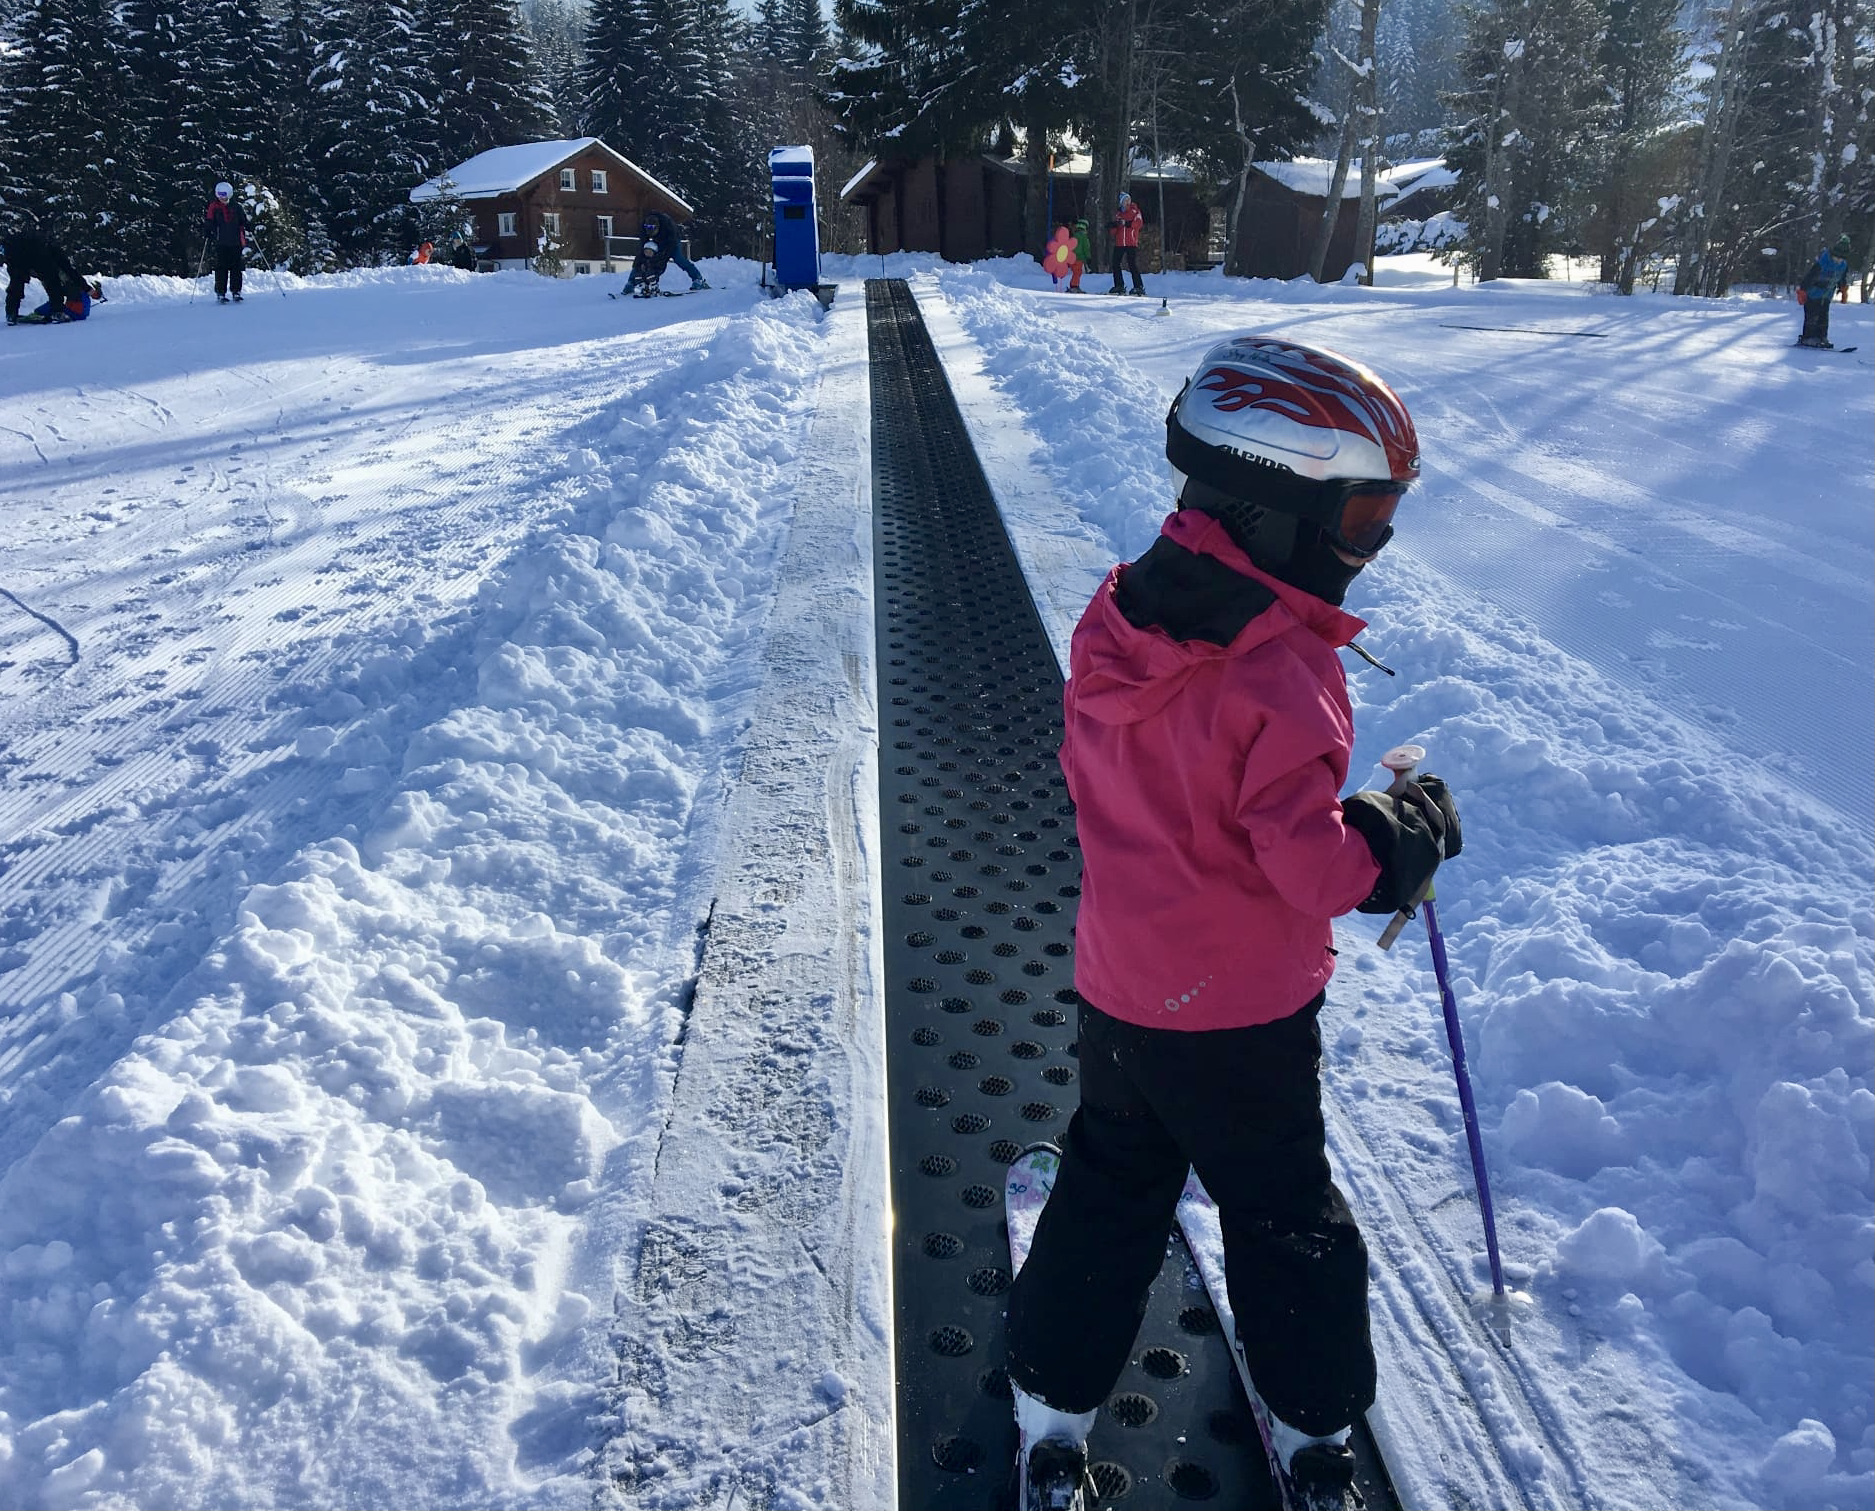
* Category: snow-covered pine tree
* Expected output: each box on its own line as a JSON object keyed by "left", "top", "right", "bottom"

{"left": 202, "top": 0, "right": 287, "bottom": 190}
{"left": 0, "top": 0, "right": 142, "bottom": 271}
{"left": 307, "top": 0, "right": 433, "bottom": 262}
{"left": 583, "top": 0, "right": 663, "bottom": 162}
{"left": 1443, "top": 0, "right": 1607, "bottom": 279}
{"left": 1587, "top": 0, "right": 1684, "bottom": 289}
{"left": 420, "top": 0, "right": 558, "bottom": 168}
{"left": 525, "top": 0, "right": 589, "bottom": 137}
{"left": 1162, "top": 0, "right": 1332, "bottom": 276}
{"left": 827, "top": 0, "right": 982, "bottom": 159}
{"left": 1378, "top": 0, "right": 1466, "bottom": 152}
{"left": 780, "top": 0, "right": 828, "bottom": 73}
{"left": 120, "top": 0, "right": 223, "bottom": 273}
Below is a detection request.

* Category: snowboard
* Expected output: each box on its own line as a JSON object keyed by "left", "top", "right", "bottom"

{"left": 1793, "top": 340, "right": 1858, "bottom": 352}
{"left": 1176, "top": 1172, "right": 1362, "bottom": 1511}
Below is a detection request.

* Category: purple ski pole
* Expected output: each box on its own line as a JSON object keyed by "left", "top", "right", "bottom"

{"left": 1376, "top": 745, "right": 1512, "bottom": 1308}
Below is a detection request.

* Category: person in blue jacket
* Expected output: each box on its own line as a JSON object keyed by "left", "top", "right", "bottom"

{"left": 619, "top": 208, "right": 708, "bottom": 295}
{"left": 1797, "top": 235, "right": 1852, "bottom": 347}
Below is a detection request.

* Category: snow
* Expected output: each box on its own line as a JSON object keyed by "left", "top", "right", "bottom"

{"left": 2, "top": 250, "right": 1871, "bottom": 1511}
{"left": 890, "top": 252, "right": 1873, "bottom": 1511}
{"left": 409, "top": 139, "right": 693, "bottom": 216}
{"left": 839, "top": 158, "right": 877, "bottom": 201}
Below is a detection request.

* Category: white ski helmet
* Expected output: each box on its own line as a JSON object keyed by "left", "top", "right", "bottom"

{"left": 1166, "top": 335, "right": 1419, "bottom": 562}
{"left": 214, "top": 181, "right": 233, "bottom": 200}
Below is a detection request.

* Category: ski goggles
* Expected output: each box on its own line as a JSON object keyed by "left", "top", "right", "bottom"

{"left": 1324, "top": 479, "right": 1408, "bottom": 559}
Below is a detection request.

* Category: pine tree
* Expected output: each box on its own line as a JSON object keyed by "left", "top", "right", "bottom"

{"left": 0, "top": 0, "right": 142, "bottom": 271}
{"left": 307, "top": 0, "right": 432, "bottom": 262}
{"left": 583, "top": 0, "right": 663, "bottom": 159}
{"left": 1443, "top": 0, "right": 1608, "bottom": 279}
{"left": 1588, "top": 0, "right": 1684, "bottom": 289}
{"left": 526, "top": 0, "right": 589, "bottom": 136}
{"left": 420, "top": 0, "right": 559, "bottom": 167}
{"left": 120, "top": 0, "right": 223, "bottom": 272}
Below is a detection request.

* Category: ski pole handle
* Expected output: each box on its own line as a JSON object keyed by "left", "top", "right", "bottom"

{"left": 1375, "top": 744, "right": 1428, "bottom": 951}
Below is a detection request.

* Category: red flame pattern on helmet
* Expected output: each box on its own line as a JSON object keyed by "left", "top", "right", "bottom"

{"left": 1193, "top": 341, "right": 1419, "bottom": 480}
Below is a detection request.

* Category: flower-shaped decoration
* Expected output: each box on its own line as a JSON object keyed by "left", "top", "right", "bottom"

{"left": 1044, "top": 225, "right": 1081, "bottom": 281}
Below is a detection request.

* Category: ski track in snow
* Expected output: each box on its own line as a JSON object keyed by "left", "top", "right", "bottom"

{"left": 912, "top": 258, "right": 1873, "bottom": 1511}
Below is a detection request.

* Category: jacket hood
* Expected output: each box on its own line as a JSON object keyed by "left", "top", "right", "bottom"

{"left": 1071, "top": 509, "right": 1366, "bottom": 726}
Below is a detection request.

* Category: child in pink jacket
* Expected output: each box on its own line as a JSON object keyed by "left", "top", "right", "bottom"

{"left": 1006, "top": 337, "right": 1461, "bottom": 1511}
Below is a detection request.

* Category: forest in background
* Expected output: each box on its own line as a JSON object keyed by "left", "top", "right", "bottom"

{"left": 0, "top": 0, "right": 1868, "bottom": 294}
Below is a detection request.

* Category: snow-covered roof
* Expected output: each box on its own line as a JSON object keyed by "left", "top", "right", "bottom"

{"left": 409, "top": 138, "right": 694, "bottom": 215}
{"left": 1038, "top": 152, "right": 1193, "bottom": 183}
{"left": 1382, "top": 158, "right": 1456, "bottom": 195}
{"left": 840, "top": 151, "right": 1194, "bottom": 205}
{"left": 841, "top": 159, "right": 878, "bottom": 202}
{"left": 1253, "top": 156, "right": 1454, "bottom": 202}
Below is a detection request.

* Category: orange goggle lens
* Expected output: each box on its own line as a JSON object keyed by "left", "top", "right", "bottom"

{"left": 1333, "top": 485, "right": 1407, "bottom": 556}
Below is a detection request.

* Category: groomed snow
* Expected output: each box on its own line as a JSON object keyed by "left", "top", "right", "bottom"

{"left": 890, "top": 251, "right": 1873, "bottom": 1511}
{"left": 1, "top": 250, "right": 1869, "bottom": 1511}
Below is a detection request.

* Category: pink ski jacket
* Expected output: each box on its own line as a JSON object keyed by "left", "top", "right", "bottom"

{"left": 1061, "top": 509, "right": 1382, "bottom": 1031}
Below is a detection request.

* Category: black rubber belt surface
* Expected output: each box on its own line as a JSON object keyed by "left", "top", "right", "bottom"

{"left": 868, "top": 278, "right": 1279, "bottom": 1511}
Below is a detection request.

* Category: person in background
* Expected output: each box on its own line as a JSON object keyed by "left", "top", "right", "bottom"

{"left": 1108, "top": 190, "right": 1145, "bottom": 296}
{"left": 2, "top": 225, "right": 83, "bottom": 325}
{"left": 411, "top": 241, "right": 434, "bottom": 265}
{"left": 632, "top": 208, "right": 709, "bottom": 293}
{"left": 205, "top": 181, "right": 249, "bottom": 304}
{"left": 1070, "top": 218, "right": 1092, "bottom": 293}
{"left": 448, "top": 234, "right": 477, "bottom": 271}
{"left": 1797, "top": 234, "right": 1853, "bottom": 348}
{"left": 1003, "top": 336, "right": 1460, "bottom": 1511}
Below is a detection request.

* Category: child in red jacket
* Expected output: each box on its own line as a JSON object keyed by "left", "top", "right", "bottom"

{"left": 1005, "top": 337, "right": 1460, "bottom": 1511}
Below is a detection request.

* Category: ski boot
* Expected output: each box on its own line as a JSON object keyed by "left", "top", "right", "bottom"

{"left": 217, "top": 293, "right": 230, "bottom": 304}
{"left": 1284, "top": 1440, "right": 1361, "bottom": 1510}
{"left": 233, "top": 292, "right": 244, "bottom": 303}
{"left": 1013, "top": 1385, "right": 1098, "bottom": 1511}
{"left": 1021, "top": 1436, "right": 1096, "bottom": 1511}
{"left": 690, "top": 277, "right": 711, "bottom": 291}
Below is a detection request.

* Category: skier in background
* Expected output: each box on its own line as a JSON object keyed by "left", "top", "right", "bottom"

{"left": 1004, "top": 337, "right": 1461, "bottom": 1511}
{"left": 447, "top": 233, "right": 477, "bottom": 271}
{"left": 2, "top": 225, "right": 84, "bottom": 325}
{"left": 1108, "top": 190, "right": 1145, "bottom": 296}
{"left": 204, "top": 181, "right": 249, "bottom": 304}
{"left": 1797, "top": 234, "right": 1853, "bottom": 348}
{"left": 1070, "top": 218, "right": 1091, "bottom": 292}
{"left": 624, "top": 208, "right": 708, "bottom": 294}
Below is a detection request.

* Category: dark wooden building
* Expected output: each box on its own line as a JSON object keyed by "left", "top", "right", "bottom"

{"left": 1233, "top": 161, "right": 1367, "bottom": 281}
{"left": 840, "top": 153, "right": 1212, "bottom": 267}
{"left": 409, "top": 138, "right": 692, "bottom": 276}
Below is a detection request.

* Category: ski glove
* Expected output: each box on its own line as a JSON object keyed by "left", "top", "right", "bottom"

{"left": 1341, "top": 774, "right": 1461, "bottom": 915}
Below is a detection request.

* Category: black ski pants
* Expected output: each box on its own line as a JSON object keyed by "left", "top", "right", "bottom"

{"left": 214, "top": 245, "right": 244, "bottom": 297}
{"left": 1109, "top": 245, "right": 1143, "bottom": 293}
{"left": 1004, "top": 997, "right": 1375, "bottom": 1436}
{"left": 6, "top": 263, "right": 66, "bottom": 323}
{"left": 1801, "top": 291, "right": 1833, "bottom": 343}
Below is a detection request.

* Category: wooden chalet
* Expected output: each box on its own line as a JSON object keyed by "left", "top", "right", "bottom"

{"left": 1235, "top": 158, "right": 1449, "bottom": 280}
{"left": 409, "top": 138, "right": 693, "bottom": 276}
{"left": 840, "top": 153, "right": 1213, "bottom": 267}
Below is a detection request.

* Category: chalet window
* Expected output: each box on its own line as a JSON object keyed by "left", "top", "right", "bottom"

{"left": 596, "top": 215, "right": 614, "bottom": 240}
{"left": 542, "top": 212, "right": 561, "bottom": 235}
{"left": 559, "top": 168, "right": 576, "bottom": 191}
{"left": 591, "top": 169, "right": 609, "bottom": 194}
{"left": 498, "top": 212, "right": 517, "bottom": 237}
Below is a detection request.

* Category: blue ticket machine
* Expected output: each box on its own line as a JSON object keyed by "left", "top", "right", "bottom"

{"left": 769, "top": 146, "right": 834, "bottom": 306}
